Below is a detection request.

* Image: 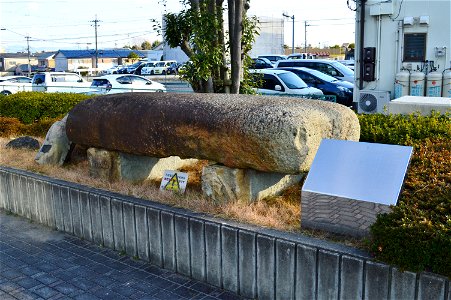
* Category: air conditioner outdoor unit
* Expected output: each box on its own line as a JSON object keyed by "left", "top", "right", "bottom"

{"left": 358, "top": 90, "right": 391, "bottom": 114}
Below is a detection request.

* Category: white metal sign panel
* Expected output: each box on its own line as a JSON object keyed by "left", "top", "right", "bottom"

{"left": 302, "top": 139, "right": 413, "bottom": 205}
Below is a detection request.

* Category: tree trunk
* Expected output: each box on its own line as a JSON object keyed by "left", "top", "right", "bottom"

{"left": 228, "top": 0, "right": 243, "bottom": 94}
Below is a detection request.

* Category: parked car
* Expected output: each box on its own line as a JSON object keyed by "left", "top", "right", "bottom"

{"left": 15, "top": 64, "right": 39, "bottom": 75}
{"left": 249, "top": 69, "right": 323, "bottom": 97}
{"left": 276, "top": 67, "right": 354, "bottom": 106}
{"left": 126, "top": 61, "right": 146, "bottom": 74}
{"left": 152, "top": 60, "right": 177, "bottom": 75}
{"left": 116, "top": 65, "right": 129, "bottom": 74}
{"left": 275, "top": 59, "right": 355, "bottom": 83}
{"left": 140, "top": 62, "right": 157, "bottom": 75}
{"left": 257, "top": 55, "right": 287, "bottom": 64}
{"left": 86, "top": 75, "right": 166, "bottom": 95}
{"left": 337, "top": 59, "right": 355, "bottom": 71}
{"left": 287, "top": 53, "right": 317, "bottom": 59}
{"left": 32, "top": 72, "right": 91, "bottom": 93}
{"left": 250, "top": 57, "right": 274, "bottom": 69}
{"left": 166, "top": 62, "right": 182, "bottom": 75}
{"left": 102, "top": 65, "right": 124, "bottom": 74}
{"left": 0, "top": 76, "right": 32, "bottom": 95}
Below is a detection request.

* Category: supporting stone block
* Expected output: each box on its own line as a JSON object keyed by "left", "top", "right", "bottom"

{"left": 87, "top": 147, "right": 199, "bottom": 183}
{"left": 202, "top": 164, "right": 304, "bottom": 203}
{"left": 301, "top": 191, "right": 391, "bottom": 237}
{"left": 147, "top": 208, "right": 163, "bottom": 267}
{"left": 295, "top": 244, "right": 317, "bottom": 300}
{"left": 275, "top": 239, "right": 295, "bottom": 299}
{"left": 189, "top": 218, "right": 206, "bottom": 282}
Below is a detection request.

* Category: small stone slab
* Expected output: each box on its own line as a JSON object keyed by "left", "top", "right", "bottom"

{"left": 6, "top": 136, "right": 40, "bottom": 150}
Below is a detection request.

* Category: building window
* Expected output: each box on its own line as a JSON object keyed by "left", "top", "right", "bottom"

{"left": 404, "top": 33, "right": 426, "bottom": 62}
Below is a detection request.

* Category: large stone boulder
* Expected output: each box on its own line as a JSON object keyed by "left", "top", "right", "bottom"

{"left": 6, "top": 136, "right": 40, "bottom": 150}
{"left": 35, "top": 115, "right": 71, "bottom": 166}
{"left": 66, "top": 93, "right": 360, "bottom": 174}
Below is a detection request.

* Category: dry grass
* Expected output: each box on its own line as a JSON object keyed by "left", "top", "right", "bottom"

{"left": 0, "top": 137, "right": 366, "bottom": 248}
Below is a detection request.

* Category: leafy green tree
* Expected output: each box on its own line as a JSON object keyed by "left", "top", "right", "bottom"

{"left": 127, "top": 52, "right": 139, "bottom": 62}
{"left": 159, "top": 0, "right": 258, "bottom": 93}
{"left": 141, "top": 41, "right": 152, "bottom": 50}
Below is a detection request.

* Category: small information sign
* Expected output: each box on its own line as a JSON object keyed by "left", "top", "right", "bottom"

{"left": 160, "top": 170, "right": 189, "bottom": 194}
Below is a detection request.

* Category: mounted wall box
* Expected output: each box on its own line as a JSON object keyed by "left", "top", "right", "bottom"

{"left": 369, "top": 1, "right": 394, "bottom": 16}
{"left": 364, "top": 47, "right": 376, "bottom": 63}
{"left": 403, "top": 16, "right": 414, "bottom": 26}
{"left": 419, "top": 15, "right": 430, "bottom": 25}
{"left": 363, "top": 62, "right": 376, "bottom": 81}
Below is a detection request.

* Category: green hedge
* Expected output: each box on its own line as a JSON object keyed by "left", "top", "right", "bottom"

{"left": 359, "top": 113, "right": 450, "bottom": 278}
{"left": 0, "top": 92, "right": 91, "bottom": 124}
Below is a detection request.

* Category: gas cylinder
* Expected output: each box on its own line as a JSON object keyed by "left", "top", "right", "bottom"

{"left": 409, "top": 71, "right": 425, "bottom": 96}
{"left": 443, "top": 69, "right": 451, "bottom": 98}
{"left": 394, "top": 70, "right": 410, "bottom": 98}
{"left": 426, "top": 71, "right": 443, "bottom": 97}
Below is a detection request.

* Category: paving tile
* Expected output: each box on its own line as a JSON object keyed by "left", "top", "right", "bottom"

{"left": 33, "top": 286, "right": 60, "bottom": 299}
{"left": 15, "top": 277, "right": 41, "bottom": 289}
{"left": 53, "top": 282, "right": 78, "bottom": 295}
{"left": 0, "top": 210, "right": 244, "bottom": 300}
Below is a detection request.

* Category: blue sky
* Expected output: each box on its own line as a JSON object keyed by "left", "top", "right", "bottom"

{"left": 0, "top": 0, "right": 355, "bottom": 53}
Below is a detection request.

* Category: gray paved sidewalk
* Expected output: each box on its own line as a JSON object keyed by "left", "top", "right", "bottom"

{"left": 0, "top": 210, "right": 246, "bottom": 300}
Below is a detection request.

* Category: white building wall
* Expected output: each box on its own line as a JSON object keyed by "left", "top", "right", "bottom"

{"left": 249, "top": 16, "right": 284, "bottom": 57}
{"left": 355, "top": 0, "right": 451, "bottom": 98}
{"left": 54, "top": 54, "right": 68, "bottom": 72}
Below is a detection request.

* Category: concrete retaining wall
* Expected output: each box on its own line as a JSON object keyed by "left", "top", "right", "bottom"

{"left": 0, "top": 166, "right": 449, "bottom": 299}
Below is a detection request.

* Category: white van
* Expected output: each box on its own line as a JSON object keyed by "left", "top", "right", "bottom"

{"left": 32, "top": 72, "right": 91, "bottom": 93}
{"left": 275, "top": 59, "right": 355, "bottom": 83}
{"left": 152, "top": 61, "right": 177, "bottom": 75}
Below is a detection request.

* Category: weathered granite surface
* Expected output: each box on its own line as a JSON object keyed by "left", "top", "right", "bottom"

{"left": 35, "top": 115, "right": 71, "bottom": 166}
{"left": 66, "top": 93, "right": 360, "bottom": 174}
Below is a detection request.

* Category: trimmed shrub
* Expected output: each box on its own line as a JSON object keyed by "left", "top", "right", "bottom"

{"left": 0, "top": 92, "right": 91, "bottom": 124}
{"left": 0, "top": 117, "right": 24, "bottom": 137}
{"left": 359, "top": 113, "right": 450, "bottom": 278}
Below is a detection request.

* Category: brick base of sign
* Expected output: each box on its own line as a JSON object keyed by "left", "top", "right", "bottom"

{"left": 301, "top": 191, "right": 392, "bottom": 237}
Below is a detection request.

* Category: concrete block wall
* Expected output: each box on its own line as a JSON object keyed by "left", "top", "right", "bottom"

{"left": 0, "top": 166, "right": 449, "bottom": 300}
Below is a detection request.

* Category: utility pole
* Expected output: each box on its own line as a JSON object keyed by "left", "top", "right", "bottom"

{"left": 90, "top": 16, "right": 101, "bottom": 69}
{"left": 26, "top": 36, "right": 31, "bottom": 76}
{"left": 304, "top": 21, "right": 308, "bottom": 53}
{"left": 283, "top": 13, "right": 295, "bottom": 54}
